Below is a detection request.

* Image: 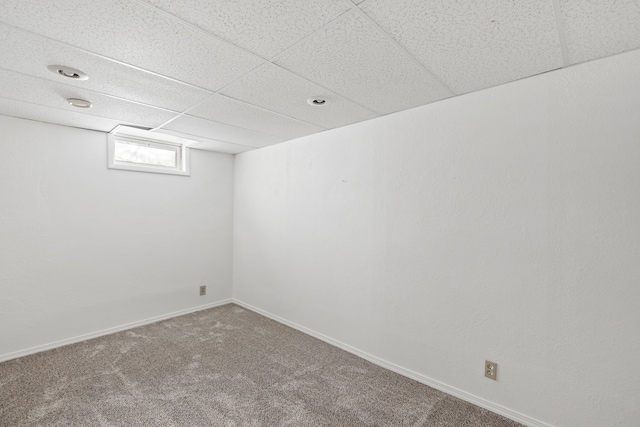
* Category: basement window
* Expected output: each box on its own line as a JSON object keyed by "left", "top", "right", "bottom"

{"left": 107, "top": 126, "right": 195, "bottom": 176}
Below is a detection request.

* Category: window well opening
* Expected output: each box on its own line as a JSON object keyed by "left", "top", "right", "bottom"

{"left": 107, "top": 125, "right": 198, "bottom": 176}
{"left": 114, "top": 138, "right": 179, "bottom": 168}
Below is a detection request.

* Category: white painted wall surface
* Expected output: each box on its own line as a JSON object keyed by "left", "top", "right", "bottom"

{"left": 0, "top": 116, "right": 234, "bottom": 359}
{"left": 233, "top": 50, "right": 640, "bottom": 427}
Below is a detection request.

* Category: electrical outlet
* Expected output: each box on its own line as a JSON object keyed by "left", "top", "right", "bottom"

{"left": 199, "top": 285, "right": 206, "bottom": 296}
{"left": 485, "top": 360, "right": 497, "bottom": 380}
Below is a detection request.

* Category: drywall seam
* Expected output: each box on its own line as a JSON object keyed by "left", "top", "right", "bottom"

{"left": 233, "top": 299, "right": 554, "bottom": 427}
{"left": 0, "top": 298, "right": 233, "bottom": 363}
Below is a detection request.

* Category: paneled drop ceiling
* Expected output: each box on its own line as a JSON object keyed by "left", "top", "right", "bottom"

{"left": 1, "top": 0, "right": 639, "bottom": 154}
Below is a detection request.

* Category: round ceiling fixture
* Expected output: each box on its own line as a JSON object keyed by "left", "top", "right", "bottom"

{"left": 67, "top": 98, "right": 92, "bottom": 108}
{"left": 307, "top": 97, "right": 328, "bottom": 106}
{"left": 48, "top": 65, "right": 89, "bottom": 81}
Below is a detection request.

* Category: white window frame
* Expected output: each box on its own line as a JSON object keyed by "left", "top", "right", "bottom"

{"left": 107, "top": 126, "right": 196, "bottom": 176}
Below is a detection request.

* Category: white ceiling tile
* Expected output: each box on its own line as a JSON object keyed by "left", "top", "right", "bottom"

{"left": 153, "top": 129, "right": 254, "bottom": 154}
{"left": 161, "top": 115, "right": 285, "bottom": 148}
{"left": 275, "top": 11, "right": 452, "bottom": 115}
{"left": 188, "top": 94, "right": 325, "bottom": 140}
{"left": 190, "top": 140, "right": 254, "bottom": 155}
{"left": 0, "top": 24, "right": 212, "bottom": 113}
{"left": 220, "top": 63, "right": 379, "bottom": 129}
{"left": 139, "top": 0, "right": 350, "bottom": 59}
{"left": 560, "top": 0, "right": 640, "bottom": 65}
{"left": 0, "top": 68, "right": 177, "bottom": 128}
{"left": 2, "top": 0, "right": 634, "bottom": 144}
{"left": 0, "top": 99, "right": 129, "bottom": 132}
{"left": 0, "top": 0, "right": 263, "bottom": 91}
{"left": 361, "top": 0, "right": 564, "bottom": 94}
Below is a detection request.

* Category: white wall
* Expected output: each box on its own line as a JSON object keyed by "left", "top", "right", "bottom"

{"left": 233, "top": 49, "right": 640, "bottom": 427}
{"left": 0, "top": 116, "right": 234, "bottom": 359}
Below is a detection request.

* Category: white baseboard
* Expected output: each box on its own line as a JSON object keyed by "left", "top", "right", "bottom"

{"left": 0, "top": 299, "right": 233, "bottom": 363}
{"left": 232, "top": 299, "right": 553, "bottom": 427}
{"left": 0, "top": 297, "right": 552, "bottom": 427}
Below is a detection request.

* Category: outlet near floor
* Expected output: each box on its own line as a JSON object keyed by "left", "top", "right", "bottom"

{"left": 199, "top": 285, "right": 206, "bottom": 296}
{"left": 485, "top": 360, "right": 498, "bottom": 380}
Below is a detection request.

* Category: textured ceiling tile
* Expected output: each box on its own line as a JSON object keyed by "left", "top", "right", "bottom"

{"left": 190, "top": 140, "right": 254, "bottom": 154}
{"left": 154, "top": 129, "right": 255, "bottom": 154}
{"left": 189, "top": 94, "right": 325, "bottom": 140}
{"left": 162, "top": 115, "right": 285, "bottom": 148}
{"left": 361, "top": 0, "right": 563, "bottom": 94}
{"left": 560, "top": 0, "right": 640, "bottom": 64}
{"left": 0, "top": 0, "right": 263, "bottom": 91}
{"left": 140, "top": 0, "right": 350, "bottom": 58}
{"left": 0, "top": 99, "right": 129, "bottom": 132}
{"left": 275, "top": 11, "right": 452, "bottom": 115}
{"left": 0, "top": 68, "right": 177, "bottom": 127}
{"left": 0, "top": 24, "right": 212, "bottom": 113}
{"left": 220, "top": 63, "right": 379, "bottom": 129}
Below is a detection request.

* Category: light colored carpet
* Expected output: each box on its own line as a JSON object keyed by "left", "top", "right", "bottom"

{"left": 0, "top": 304, "right": 523, "bottom": 426}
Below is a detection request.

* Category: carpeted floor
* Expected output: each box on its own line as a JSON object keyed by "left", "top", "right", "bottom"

{"left": 0, "top": 304, "right": 523, "bottom": 426}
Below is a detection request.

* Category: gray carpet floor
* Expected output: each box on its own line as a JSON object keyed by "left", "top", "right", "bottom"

{"left": 0, "top": 304, "right": 523, "bottom": 427}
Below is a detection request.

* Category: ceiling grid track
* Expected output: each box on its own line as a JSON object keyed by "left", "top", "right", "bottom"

{"left": 151, "top": 88, "right": 329, "bottom": 135}
{"left": 0, "top": 65, "right": 182, "bottom": 114}
{"left": 0, "top": 22, "right": 213, "bottom": 93}
{"left": 0, "top": 19, "right": 324, "bottom": 139}
{"left": 264, "top": 8, "right": 354, "bottom": 63}
{"left": 151, "top": 100, "right": 319, "bottom": 140}
{"left": 151, "top": 6, "right": 380, "bottom": 132}
{"left": 551, "top": 0, "right": 571, "bottom": 66}
{"left": 2, "top": 0, "right": 433, "bottom": 143}
{"left": 157, "top": 129, "right": 262, "bottom": 150}
{"left": 0, "top": 17, "right": 327, "bottom": 140}
{"left": 0, "top": 94, "right": 150, "bottom": 129}
{"left": 255, "top": 8, "right": 387, "bottom": 116}
{"left": 128, "top": 0, "right": 267, "bottom": 66}
{"left": 342, "top": 0, "right": 456, "bottom": 96}
{"left": 3, "top": 0, "right": 638, "bottom": 153}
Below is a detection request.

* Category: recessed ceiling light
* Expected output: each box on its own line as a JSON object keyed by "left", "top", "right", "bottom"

{"left": 48, "top": 65, "right": 88, "bottom": 81}
{"left": 67, "top": 98, "right": 92, "bottom": 108}
{"left": 307, "top": 97, "right": 328, "bottom": 106}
